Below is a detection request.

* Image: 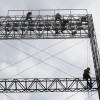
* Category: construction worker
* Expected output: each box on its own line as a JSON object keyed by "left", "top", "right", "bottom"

{"left": 55, "top": 13, "right": 61, "bottom": 21}
{"left": 61, "top": 19, "right": 68, "bottom": 32}
{"left": 83, "top": 67, "right": 92, "bottom": 88}
{"left": 25, "top": 12, "right": 32, "bottom": 22}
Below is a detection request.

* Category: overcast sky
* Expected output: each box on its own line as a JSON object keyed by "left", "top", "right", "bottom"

{"left": 0, "top": 0, "right": 99, "bottom": 100}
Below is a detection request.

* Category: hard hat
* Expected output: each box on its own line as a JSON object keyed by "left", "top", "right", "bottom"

{"left": 28, "top": 12, "right": 32, "bottom": 14}
{"left": 87, "top": 67, "right": 90, "bottom": 70}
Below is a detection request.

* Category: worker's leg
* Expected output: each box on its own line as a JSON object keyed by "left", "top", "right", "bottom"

{"left": 29, "top": 17, "right": 32, "bottom": 21}
{"left": 86, "top": 78, "right": 89, "bottom": 87}
{"left": 85, "top": 75, "right": 90, "bottom": 88}
{"left": 87, "top": 75, "right": 92, "bottom": 84}
{"left": 61, "top": 27, "right": 65, "bottom": 33}
{"left": 89, "top": 75, "right": 92, "bottom": 82}
{"left": 83, "top": 74, "right": 90, "bottom": 88}
{"left": 83, "top": 74, "right": 85, "bottom": 79}
{"left": 61, "top": 24, "right": 65, "bottom": 32}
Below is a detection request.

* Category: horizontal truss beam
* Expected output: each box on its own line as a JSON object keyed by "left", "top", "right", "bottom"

{"left": 0, "top": 78, "right": 97, "bottom": 93}
{"left": 0, "top": 14, "right": 91, "bottom": 39}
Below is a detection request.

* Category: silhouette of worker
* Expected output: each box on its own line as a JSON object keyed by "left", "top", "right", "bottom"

{"left": 25, "top": 12, "right": 32, "bottom": 22}
{"left": 61, "top": 19, "right": 68, "bottom": 32}
{"left": 83, "top": 67, "right": 92, "bottom": 88}
{"left": 55, "top": 13, "right": 61, "bottom": 21}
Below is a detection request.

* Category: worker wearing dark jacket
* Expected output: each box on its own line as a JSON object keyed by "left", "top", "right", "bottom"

{"left": 83, "top": 67, "right": 92, "bottom": 88}
{"left": 61, "top": 19, "right": 68, "bottom": 32}
{"left": 55, "top": 13, "right": 61, "bottom": 21}
{"left": 25, "top": 12, "right": 32, "bottom": 21}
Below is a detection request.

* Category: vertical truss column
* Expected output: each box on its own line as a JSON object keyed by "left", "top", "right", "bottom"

{"left": 88, "top": 14, "right": 100, "bottom": 100}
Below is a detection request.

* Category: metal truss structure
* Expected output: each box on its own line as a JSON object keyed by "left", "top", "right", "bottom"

{"left": 0, "top": 78, "right": 97, "bottom": 93}
{"left": 0, "top": 9, "right": 100, "bottom": 99}
{"left": 0, "top": 9, "right": 89, "bottom": 39}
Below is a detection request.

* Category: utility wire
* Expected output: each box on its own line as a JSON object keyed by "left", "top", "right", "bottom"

{"left": 3, "top": 40, "right": 83, "bottom": 78}
{"left": 1, "top": 39, "right": 88, "bottom": 74}
{"left": 64, "top": 92, "right": 97, "bottom": 100}
{"left": 65, "top": 92, "right": 78, "bottom": 100}
{"left": 10, "top": 60, "right": 74, "bottom": 78}
{"left": 2, "top": 40, "right": 86, "bottom": 78}
{"left": 20, "top": 39, "right": 95, "bottom": 76}
{"left": 2, "top": 39, "right": 94, "bottom": 78}
{"left": 87, "top": 39, "right": 89, "bottom": 67}
{"left": 1, "top": 40, "right": 75, "bottom": 78}
{"left": 2, "top": 41, "right": 31, "bottom": 56}
{"left": 0, "top": 39, "right": 65, "bottom": 71}
{"left": 2, "top": 41, "right": 74, "bottom": 78}
{"left": 83, "top": 92, "right": 97, "bottom": 100}
{"left": 3, "top": 93, "right": 15, "bottom": 100}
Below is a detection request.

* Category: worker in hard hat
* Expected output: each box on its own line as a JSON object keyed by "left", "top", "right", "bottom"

{"left": 25, "top": 12, "right": 32, "bottom": 21}
{"left": 83, "top": 67, "right": 92, "bottom": 88}
{"left": 55, "top": 13, "right": 61, "bottom": 21}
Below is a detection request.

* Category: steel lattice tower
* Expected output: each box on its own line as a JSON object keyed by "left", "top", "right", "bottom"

{"left": 0, "top": 9, "right": 100, "bottom": 99}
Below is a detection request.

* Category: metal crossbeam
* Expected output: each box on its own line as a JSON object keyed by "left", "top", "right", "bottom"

{"left": 0, "top": 14, "right": 90, "bottom": 39}
{"left": 0, "top": 78, "right": 97, "bottom": 93}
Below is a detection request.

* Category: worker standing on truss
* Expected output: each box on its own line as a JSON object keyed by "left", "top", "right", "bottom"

{"left": 25, "top": 12, "right": 32, "bottom": 22}
{"left": 83, "top": 67, "right": 92, "bottom": 88}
